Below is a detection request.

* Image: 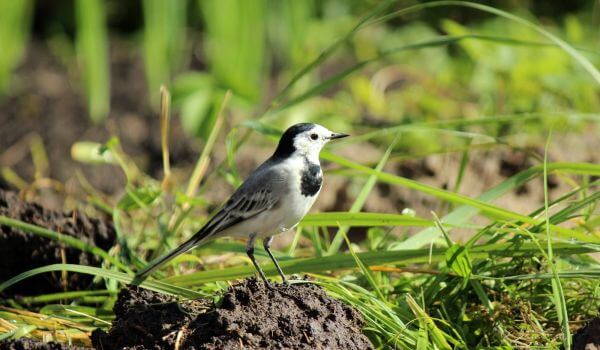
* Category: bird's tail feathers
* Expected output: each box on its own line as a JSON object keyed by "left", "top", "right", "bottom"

{"left": 131, "top": 233, "right": 207, "bottom": 286}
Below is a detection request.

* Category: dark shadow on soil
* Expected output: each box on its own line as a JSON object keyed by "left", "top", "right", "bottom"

{"left": 0, "top": 189, "right": 116, "bottom": 296}
{"left": 92, "top": 278, "right": 373, "bottom": 349}
{"left": 573, "top": 316, "right": 600, "bottom": 350}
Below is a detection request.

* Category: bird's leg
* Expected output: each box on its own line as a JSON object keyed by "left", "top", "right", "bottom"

{"left": 246, "top": 233, "right": 270, "bottom": 286}
{"left": 263, "top": 236, "right": 287, "bottom": 284}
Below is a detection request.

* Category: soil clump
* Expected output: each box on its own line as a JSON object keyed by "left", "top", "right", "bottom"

{"left": 92, "top": 278, "right": 372, "bottom": 349}
{"left": 0, "top": 189, "right": 116, "bottom": 296}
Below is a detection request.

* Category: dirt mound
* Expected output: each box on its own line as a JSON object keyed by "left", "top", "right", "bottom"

{"left": 573, "top": 316, "right": 600, "bottom": 350}
{"left": 0, "top": 189, "right": 116, "bottom": 296}
{"left": 92, "top": 278, "right": 372, "bottom": 349}
{"left": 0, "top": 338, "right": 89, "bottom": 350}
{"left": 91, "top": 285, "right": 210, "bottom": 349}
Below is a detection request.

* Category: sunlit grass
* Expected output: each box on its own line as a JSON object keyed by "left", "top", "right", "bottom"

{"left": 0, "top": 0, "right": 31, "bottom": 94}
{"left": 75, "top": 0, "right": 109, "bottom": 122}
{"left": 142, "top": 0, "right": 187, "bottom": 108}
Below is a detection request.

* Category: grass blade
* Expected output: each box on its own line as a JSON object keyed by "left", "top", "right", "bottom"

{"left": 0, "top": 264, "right": 202, "bottom": 299}
{"left": 75, "top": 0, "right": 110, "bottom": 122}
{"left": 271, "top": 0, "right": 395, "bottom": 108}
{"left": 405, "top": 294, "right": 453, "bottom": 350}
{"left": 0, "top": 215, "right": 129, "bottom": 273}
{"left": 142, "top": 0, "right": 186, "bottom": 107}
{"left": 301, "top": 212, "right": 434, "bottom": 227}
{"left": 323, "top": 151, "right": 537, "bottom": 224}
{"left": 376, "top": 1, "right": 600, "bottom": 85}
{"left": 394, "top": 162, "right": 600, "bottom": 249}
{"left": 162, "top": 241, "right": 597, "bottom": 286}
{"left": 327, "top": 133, "right": 399, "bottom": 254}
{"left": 275, "top": 34, "right": 582, "bottom": 111}
{"left": 543, "top": 132, "right": 571, "bottom": 349}
{"left": 342, "top": 231, "right": 385, "bottom": 301}
{"left": 0, "top": 0, "right": 32, "bottom": 93}
{"left": 185, "top": 91, "right": 231, "bottom": 199}
{"left": 160, "top": 86, "right": 172, "bottom": 190}
{"left": 200, "top": 0, "right": 266, "bottom": 101}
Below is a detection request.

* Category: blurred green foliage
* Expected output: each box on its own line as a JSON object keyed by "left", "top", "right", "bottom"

{"left": 143, "top": 0, "right": 187, "bottom": 107}
{"left": 1, "top": 0, "right": 598, "bottom": 140}
{"left": 0, "top": 0, "right": 32, "bottom": 94}
{"left": 75, "top": 0, "right": 110, "bottom": 122}
{"left": 200, "top": 0, "right": 267, "bottom": 102}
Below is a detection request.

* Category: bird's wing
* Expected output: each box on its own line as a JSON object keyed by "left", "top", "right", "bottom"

{"left": 199, "top": 187, "right": 279, "bottom": 236}
{"left": 195, "top": 164, "right": 286, "bottom": 239}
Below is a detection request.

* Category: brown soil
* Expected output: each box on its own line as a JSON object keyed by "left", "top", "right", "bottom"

{"left": 0, "top": 189, "right": 116, "bottom": 296}
{"left": 92, "top": 278, "right": 372, "bottom": 349}
{"left": 573, "top": 316, "right": 600, "bottom": 350}
{"left": 0, "top": 338, "right": 89, "bottom": 350}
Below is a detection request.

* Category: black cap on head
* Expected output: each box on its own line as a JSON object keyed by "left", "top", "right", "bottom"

{"left": 272, "top": 123, "right": 316, "bottom": 158}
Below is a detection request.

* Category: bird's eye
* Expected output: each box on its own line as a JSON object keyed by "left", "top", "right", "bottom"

{"left": 310, "top": 133, "right": 318, "bottom": 140}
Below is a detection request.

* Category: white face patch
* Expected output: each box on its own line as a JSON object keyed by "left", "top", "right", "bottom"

{"left": 292, "top": 124, "right": 334, "bottom": 160}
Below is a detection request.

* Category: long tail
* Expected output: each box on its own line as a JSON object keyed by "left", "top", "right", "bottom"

{"left": 131, "top": 234, "right": 207, "bottom": 286}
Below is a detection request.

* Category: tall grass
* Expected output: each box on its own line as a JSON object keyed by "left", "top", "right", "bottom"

{"left": 75, "top": 0, "right": 110, "bottom": 122}
{"left": 0, "top": 0, "right": 110, "bottom": 120}
{"left": 199, "top": 0, "right": 267, "bottom": 102}
{"left": 142, "top": 0, "right": 187, "bottom": 108}
{"left": 0, "top": 0, "right": 32, "bottom": 94}
{"left": 543, "top": 132, "right": 571, "bottom": 349}
{"left": 267, "top": 0, "right": 314, "bottom": 70}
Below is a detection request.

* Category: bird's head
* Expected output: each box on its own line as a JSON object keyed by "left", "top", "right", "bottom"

{"left": 272, "top": 123, "right": 349, "bottom": 161}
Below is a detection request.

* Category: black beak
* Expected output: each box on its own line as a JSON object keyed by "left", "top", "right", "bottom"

{"left": 329, "top": 133, "right": 350, "bottom": 140}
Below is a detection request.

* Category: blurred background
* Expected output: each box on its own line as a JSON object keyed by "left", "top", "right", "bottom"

{"left": 0, "top": 0, "right": 597, "bottom": 212}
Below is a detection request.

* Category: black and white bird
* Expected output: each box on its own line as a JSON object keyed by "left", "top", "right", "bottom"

{"left": 132, "top": 123, "right": 348, "bottom": 286}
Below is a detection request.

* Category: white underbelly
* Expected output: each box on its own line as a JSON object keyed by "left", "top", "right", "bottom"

{"left": 221, "top": 184, "right": 320, "bottom": 239}
{"left": 217, "top": 157, "right": 322, "bottom": 239}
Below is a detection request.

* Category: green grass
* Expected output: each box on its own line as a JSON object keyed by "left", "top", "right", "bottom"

{"left": 0, "top": 0, "right": 31, "bottom": 94}
{"left": 142, "top": 0, "right": 187, "bottom": 108}
{"left": 75, "top": 0, "right": 110, "bottom": 122}
{"left": 200, "top": 0, "right": 267, "bottom": 102}
{"left": 1, "top": 1, "right": 600, "bottom": 349}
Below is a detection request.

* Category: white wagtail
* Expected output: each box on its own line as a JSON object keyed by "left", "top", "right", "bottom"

{"left": 132, "top": 123, "right": 348, "bottom": 285}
